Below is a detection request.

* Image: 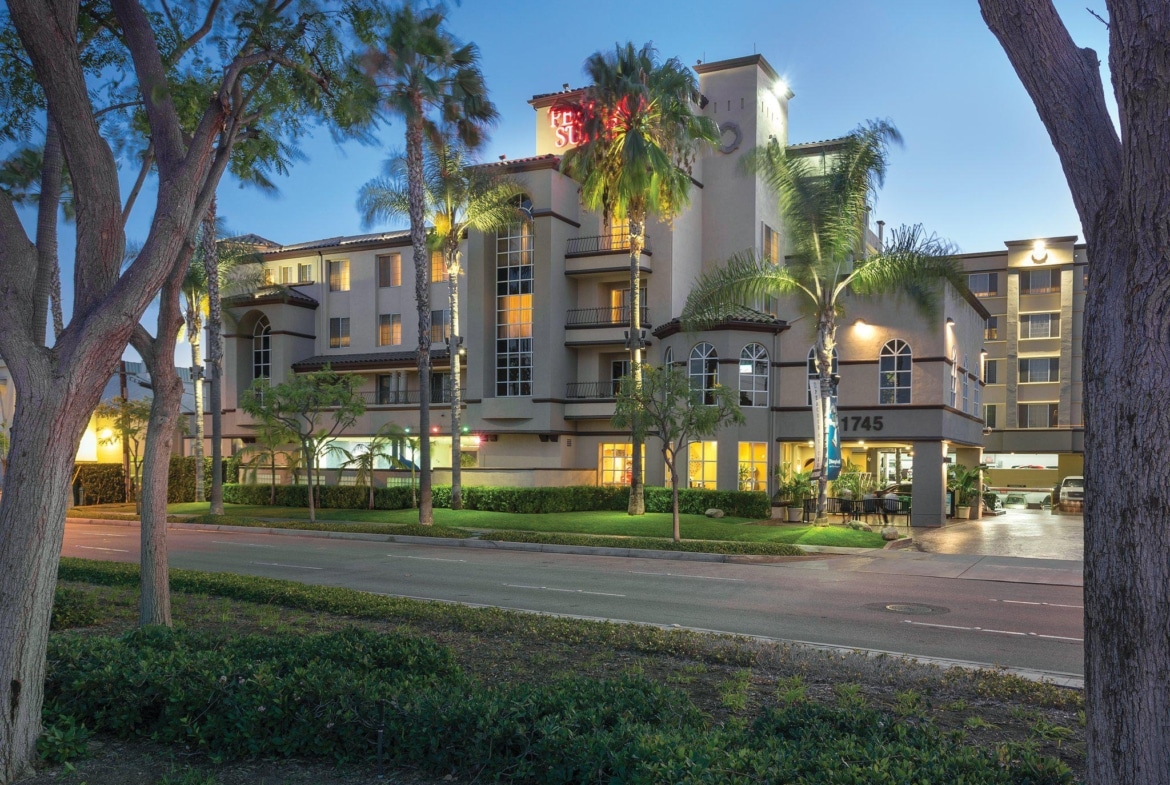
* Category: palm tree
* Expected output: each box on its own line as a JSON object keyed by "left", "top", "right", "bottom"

{"left": 359, "top": 136, "right": 523, "bottom": 510}
{"left": 236, "top": 417, "right": 297, "bottom": 506}
{"left": 682, "top": 120, "right": 962, "bottom": 520}
{"left": 361, "top": 2, "right": 497, "bottom": 525}
{"left": 560, "top": 42, "right": 719, "bottom": 516}
{"left": 326, "top": 424, "right": 409, "bottom": 509}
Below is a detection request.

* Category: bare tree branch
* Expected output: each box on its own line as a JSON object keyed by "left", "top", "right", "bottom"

{"left": 166, "top": 0, "right": 223, "bottom": 68}
{"left": 123, "top": 142, "right": 154, "bottom": 225}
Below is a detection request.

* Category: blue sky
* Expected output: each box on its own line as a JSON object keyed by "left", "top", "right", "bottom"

{"left": 18, "top": 1, "right": 1115, "bottom": 363}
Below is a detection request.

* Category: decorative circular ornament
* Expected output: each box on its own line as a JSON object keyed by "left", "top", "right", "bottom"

{"left": 719, "top": 121, "right": 742, "bottom": 154}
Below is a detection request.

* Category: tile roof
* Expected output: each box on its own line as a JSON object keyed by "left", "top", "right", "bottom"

{"left": 275, "top": 230, "right": 411, "bottom": 253}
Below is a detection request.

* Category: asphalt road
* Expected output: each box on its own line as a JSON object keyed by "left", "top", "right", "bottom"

{"left": 62, "top": 521, "right": 1085, "bottom": 680}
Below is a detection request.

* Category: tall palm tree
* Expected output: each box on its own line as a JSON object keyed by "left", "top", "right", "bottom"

{"left": 560, "top": 42, "right": 719, "bottom": 516}
{"left": 359, "top": 137, "right": 523, "bottom": 509}
{"left": 361, "top": 2, "right": 497, "bottom": 525}
{"left": 682, "top": 120, "right": 963, "bottom": 519}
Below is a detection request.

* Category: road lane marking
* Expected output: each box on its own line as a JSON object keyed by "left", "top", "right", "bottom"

{"left": 993, "top": 599, "right": 1083, "bottom": 609}
{"left": 627, "top": 570, "right": 744, "bottom": 582}
{"left": 904, "top": 619, "right": 1082, "bottom": 642}
{"left": 212, "top": 541, "right": 274, "bottom": 548}
{"left": 73, "top": 545, "right": 129, "bottom": 553}
{"left": 503, "top": 583, "right": 625, "bottom": 598}
{"left": 387, "top": 554, "right": 465, "bottom": 563}
{"left": 74, "top": 533, "right": 129, "bottom": 537}
{"left": 250, "top": 562, "right": 323, "bottom": 570}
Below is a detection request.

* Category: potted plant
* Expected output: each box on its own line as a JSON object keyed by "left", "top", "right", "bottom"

{"left": 951, "top": 464, "right": 980, "bottom": 519}
{"left": 788, "top": 468, "right": 815, "bottom": 522}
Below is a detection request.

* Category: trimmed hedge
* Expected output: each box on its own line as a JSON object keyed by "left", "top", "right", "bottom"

{"left": 484, "top": 530, "right": 804, "bottom": 557}
{"left": 74, "top": 464, "right": 125, "bottom": 505}
{"left": 43, "top": 623, "right": 1074, "bottom": 782}
{"left": 223, "top": 482, "right": 771, "bottom": 519}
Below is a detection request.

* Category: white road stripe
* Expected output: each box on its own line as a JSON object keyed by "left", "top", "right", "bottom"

{"left": 73, "top": 545, "right": 129, "bottom": 553}
{"left": 250, "top": 561, "right": 323, "bottom": 570}
{"left": 904, "top": 619, "right": 1081, "bottom": 642}
{"left": 387, "top": 554, "right": 465, "bottom": 563}
{"left": 504, "top": 583, "right": 625, "bottom": 598}
{"left": 994, "top": 599, "right": 1083, "bottom": 609}
{"left": 212, "top": 541, "right": 274, "bottom": 548}
{"left": 627, "top": 570, "right": 744, "bottom": 582}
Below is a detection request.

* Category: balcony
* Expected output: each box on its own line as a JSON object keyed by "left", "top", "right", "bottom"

{"left": 564, "top": 233, "right": 653, "bottom": 276}
{"left": 360, "top": 388, "right": 452, "bottom": 406}
{"left": 565, "top": 380, "right": 619, "bottom": 420}
{"left": 566, "top": 381, "right": 619, "bottom": 400}
{"left": 565, "top": 306, "right": 653, "bottom": 347}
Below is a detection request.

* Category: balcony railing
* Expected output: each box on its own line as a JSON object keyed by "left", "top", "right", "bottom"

{"left": 566, "top": 381, "right": 622, "bottom": 400}
{"left": 565, "top": 306, "right": 650, "bottom": 327}
{"left": 361, "top": 388, "right": 452, "bottom": 405}
{"left": 565, "top": 232, "right": 652, "bottom": 256}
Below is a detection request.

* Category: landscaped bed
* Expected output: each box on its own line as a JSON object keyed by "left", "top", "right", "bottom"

{"left": 30, "top": 558, "right": 1083, "bottom": 784}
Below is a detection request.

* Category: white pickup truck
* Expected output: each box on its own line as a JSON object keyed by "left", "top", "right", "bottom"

{"left": 1057, "top": 476, "right": 1085, "bottom": 511}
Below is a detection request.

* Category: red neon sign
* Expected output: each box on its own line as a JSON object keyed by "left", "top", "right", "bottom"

{"left": 549, "top": 105, "right": 587, "bottom": 148}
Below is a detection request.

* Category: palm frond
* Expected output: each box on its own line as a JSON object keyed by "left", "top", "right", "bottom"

{"left": 681, "top": 250, "right": 812, "bottom": 330}
{"left": 846, "top": 224, "right": 961, "bottom": 318}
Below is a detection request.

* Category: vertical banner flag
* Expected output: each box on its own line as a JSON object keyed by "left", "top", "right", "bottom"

{"left": 810, "top": 380, "right": 824, "bottom": 479}
{"left": 826, "top": 392, "right": 842, "bottom": 481}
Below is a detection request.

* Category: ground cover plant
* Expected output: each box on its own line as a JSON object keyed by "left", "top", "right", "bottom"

{"left": 31, "top": 558, "right": 1085, "bottom": 784}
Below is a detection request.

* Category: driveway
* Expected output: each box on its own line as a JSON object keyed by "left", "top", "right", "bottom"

{"left": 913, "top": 508, "right": 1083, "bottom": 560}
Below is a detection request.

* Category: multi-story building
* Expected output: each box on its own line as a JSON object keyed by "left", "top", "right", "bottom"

{"left": 220, "top": 54, "right": 988, "bottom": 527}
{"left": 959, "top": 236, "right": 1087, "bottom": 487}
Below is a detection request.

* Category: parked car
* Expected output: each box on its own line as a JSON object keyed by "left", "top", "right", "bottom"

{"left": 1056, "top": 476, "right": 1084, "bottom": 511}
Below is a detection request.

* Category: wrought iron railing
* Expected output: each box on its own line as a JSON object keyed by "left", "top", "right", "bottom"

{"left": 359, "top": 388, "right": 452, "bottom": 405}
{"left": 566, "top": 381, "right": 622, "bottom": 400}
{"left": 565, "top": 305, "right": 650, "bottom": 327}
{"left": 565, "top": 232, "right": 652, "bottom": 256}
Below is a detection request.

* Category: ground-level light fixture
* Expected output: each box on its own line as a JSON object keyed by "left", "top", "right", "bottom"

{"left": 945, "top": 317, "right": 955, "bottom": 327}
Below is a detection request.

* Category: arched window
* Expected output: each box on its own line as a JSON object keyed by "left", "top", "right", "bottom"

{"left": 253, "top": 316, "right": 271, "bottom": 383}
{"left": 879, "top": 340, "right": 912, "bottom": 404}
{"left": 663, "top": 346, "right": 674, "bottom": 367}
{"left": 689, "top": 343, "right": 718, "bottom": 405}
{"left": 806, "top": 347, "right": 838, "bottom": 406}
{"left": 739, "top": 343, "right": 769, "bottom": 407}
{"left": 949, "top": 347, "right": 958, "bottom": 408}
{"left": 961, "top": 354, "right": 970, "bottom": 413}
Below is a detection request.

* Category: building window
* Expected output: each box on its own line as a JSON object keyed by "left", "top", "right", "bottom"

{"left": 738, "top": 343, "right": 769, "bottom": 407}
{"left": 687, "top": 440, "right": 718, "bottom": 489}
{"left": 949, "top": 348, "right": 958, "bottom": 408}
{"left": 378, "top": 254, "right": 401, "bottom": 287}
{"left": 496, "top": 217, "right": 533, "bottom": 396}
{"left": 1019, "top": 403, "right": 1058, "bottom": 428}
{"left": 689, "top": 342, "right": 718, "bottom": 405}
{"left": 984, "top": 404, "right": 997, "bottom": 429}
{"left": 329, "top": 317, "right": 350, "bottom": 348}
{"left": 262, "top": 267, "right": 275, "bottom": 286}
{"left": 376, "top": 374, "right": 399, "bottom": 405}
{"left": 738, "top": 442, "right": 768, "bottom": 491}
{"left": 878, "top": 340, "right": 912, "bottom": 405}
{"left": 1020, "top": 269, "right": 1061, "bottom": 295}
{"left": 968, "top": 272, "right": 998, "bottom": 297}
{"left": 985, "top": 316, "right": 999, "bottom": 341}
{"left": 430, "top": 309, "right": 451, "bottom": 344}
{"left": 763, "top": 224, "right": 780, "bottom": 264}
{"left": 298, "top": 263, "right": 312, "bottom": 283}
{"left": 610, "top": 359, "right": 630, "bottom": 396}
{"left": 280, "top": 266, "right": 292, "bottom": 284}
{"left": 252, "top": 316, "right": 271, "bottom": 382}
{"left": 431, "top": 251, "right": 446, "bottom": 284}
{"left": 807, "top": 347, "right": 839, "bottom": 405}
{"left": 1019, "top": 357, "right": 1060, "bottom": 383}
{"left": 974, "top": 377, "right": 982, "bottom": 414}
{"left": 379, "top": 314, "right": 401, "bottom": 347}
{"left": 599, "top": 443, "right": 636, "bottom": 486}
{"left": 328, "top": 259, "right": 350, "bottom": 292}
{"left": 1019, "top": 313, "right": 1059, "bottom": 339}
{"left": 961, "top": 355, "right": 970, "bottom": 413}
{"left": 663, "top": 346, "right": 674, "bottom": 367}
{"left": 431, "top": 372, "right": 450, "bottom": 403}
{"left": 985, "top": 359, "right": 999, "bottom": 384}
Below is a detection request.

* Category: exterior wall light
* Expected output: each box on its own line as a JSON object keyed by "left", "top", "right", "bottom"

{"left": 945, "top": 317, "right": 955, "bottom": 328}
{"left": 1031, "top": 240, "right": 1048, "bottom": 263}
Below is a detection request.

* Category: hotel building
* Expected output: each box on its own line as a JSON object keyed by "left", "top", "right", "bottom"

{"left": 220, "top": 54, "right": 991, "bottom": 527}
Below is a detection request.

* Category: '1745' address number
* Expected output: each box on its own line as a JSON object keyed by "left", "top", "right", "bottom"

{"left": 840, "top": 416, "right": 884, "bottom": 432}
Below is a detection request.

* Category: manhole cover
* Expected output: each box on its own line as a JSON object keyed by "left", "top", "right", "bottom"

{"left": 865, "top": 602, "right": 948, "bottom": 616}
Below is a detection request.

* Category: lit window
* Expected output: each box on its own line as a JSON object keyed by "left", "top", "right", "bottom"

{"left": 968, "top": 272, "right": 998, "bottom": 297}
{"left": 431, "top": 251, "right": 446, "bottom": 284}
{"left": 689, "top": 343, "right": 718, "bottom": 405}
{"left": 687, "top": 441, "right": 718, "bottom": 489}
{"left": 1019, "top": 357, "right": 1059, "bottom": 383}
{"left": 328, "top": 259, "right": 350, "bottom": 292}
{"left": 329, "top": 317, "right": 350, "bottom": 348}
{"left": 1020, "top": 269, "right": 1060, "bottom": 295}
{"left": 599, "top": 443, "right": 639, "bottom": 486}
{"left": 610, "top": 360, "right": 630, "bottom": 396}
{"left": 252, "top": 316, "right": 271, "bottom": 382}
{"left": 379, "top": 314, "right": 401, "bottom": 346}
{"left": 262, "top": 267, "right": 275, "bottom": 286}
{"left": 1018, "top": 403, "right": 1058, "bottom": 428}
{"left": 984, "top": 316, "right": 999, "bottom": 341}
{"left": 297, "top": 263, "right": 312, "bottom": 283}
{"left": 878, "top": 340, "right": 911, "bottom": 405}
{"left": 738, "top": 442, "right": 767, "bottom": 491}
{"left": 378, "top": 254, "right": 401, "bottom": 287}
{"left": 738, "top": 343, "right": 769, "bottom": 407}
{"left": 496, "top": 214, "right": 534, "bottom": 397}
{"left": 431, "top": 310, "right": 451, "bottom": 344}
{"left": 763, "top": 224, "right": 780, "bottom": 264}
{"left": 807, "top": 347, "right": 838, "bottom": 406}
{"left": 1020, "top": 313, "right": 1059, "bottom": 339}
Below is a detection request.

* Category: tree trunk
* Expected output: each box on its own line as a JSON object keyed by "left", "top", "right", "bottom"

{"left": 406, "top": 109, "right": 433, "bottom": 526}
{"left": 978, "top": 3, "right": 1170, "bottom": 783}
{"left": 448, "top": 248, "right": 463, "bottom": 510}
{"left": 0, "top": 372, "right": 100, "bottom": 783}
{"left": 814, "top": 319, "right": 837, "bottom": 521}
{"left": 303, "top": 442, "right": 317, "bottom": 523}
{"left": 189, "top": 312, "right": 205, "bottom": 503}
{"left": 671, "top": 470, "right": 680, "bottom": 542}
{"left": 202, "top": 198, "right": 225, "bottom": 514}
{"left": 627, "top": 216, "right": 645, "bottom": 516}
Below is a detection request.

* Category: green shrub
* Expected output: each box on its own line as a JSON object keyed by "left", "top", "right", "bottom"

{"left": 167, "top": 456, "right": 221, "bottom": 504}
{"left": 221, "top": 483, "right": 771, "bottom": 519}
{"left": 50, "top": 586, "right": 106, "bottom": 630}
{"left": 74, "top": 464, "right": 125, "bottom": 505}
{"left": 37, "top": 715, "right": 91, "bottom": 765}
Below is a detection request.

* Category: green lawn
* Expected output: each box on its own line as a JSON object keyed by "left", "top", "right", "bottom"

{"left": 155, "top": 502, "right": 887, "bottom": 548}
